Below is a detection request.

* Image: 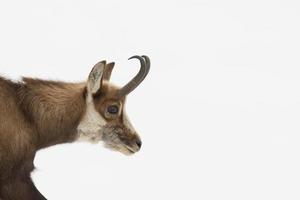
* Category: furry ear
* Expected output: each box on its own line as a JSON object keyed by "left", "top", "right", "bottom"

{"left": 87, "top": 61, "right": 106, "bottom": 94}
{"left": 103, "top": 62, "right": 115, "bottom": 81}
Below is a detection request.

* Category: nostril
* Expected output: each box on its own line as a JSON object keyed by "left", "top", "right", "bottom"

{"left": 136, "top": 140, "right": 142, "bottom": 148}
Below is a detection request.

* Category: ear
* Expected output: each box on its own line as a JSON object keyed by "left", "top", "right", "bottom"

{"left": 103, "top": 62, "right": 115, "bottom": 81}
{"left": 87, "top": 61, "right": 106, "bottom": 94}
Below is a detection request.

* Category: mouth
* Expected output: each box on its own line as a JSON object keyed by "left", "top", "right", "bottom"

{"left": 103, "top": 143, "right": 136, "bottom": 155}
{"left": 125, "top": 146, "right": 136, "bottom": 154}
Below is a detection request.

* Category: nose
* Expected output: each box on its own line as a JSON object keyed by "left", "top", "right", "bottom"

{"left": 136, "top": 140, "right": 142, "bottom": 149}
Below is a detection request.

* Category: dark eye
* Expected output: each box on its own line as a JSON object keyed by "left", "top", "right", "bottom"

{"left": 107, "top": 105, "right": 119, "bottom": 114}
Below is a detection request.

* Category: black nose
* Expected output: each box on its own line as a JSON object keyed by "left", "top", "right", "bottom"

{"left": 136, "top": 140, "right": 142, "bottom": 148}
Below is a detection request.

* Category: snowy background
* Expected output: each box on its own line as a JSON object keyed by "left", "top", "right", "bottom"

{"left": 1, "top": 0, "right": 300, "bottom": 199}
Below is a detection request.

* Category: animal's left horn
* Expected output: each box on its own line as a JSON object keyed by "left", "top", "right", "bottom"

{"left": 117, "top": 55, "right": 150, "bottom": 97}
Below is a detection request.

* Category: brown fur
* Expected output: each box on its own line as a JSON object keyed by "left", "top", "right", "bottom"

{"left": 0, "top": 57, "right": 146, "bottom": 199}
{"left": 0, "top": 77, "right": 87, "bottom": 199}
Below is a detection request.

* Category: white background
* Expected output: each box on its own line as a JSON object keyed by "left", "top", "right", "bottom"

{"left": 1, "top": 0, "right": 300, "bottom": 199}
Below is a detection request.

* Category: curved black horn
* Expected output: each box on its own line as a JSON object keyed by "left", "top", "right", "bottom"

{"left": 117, "top": 55, "right": 150, "bottom": 97}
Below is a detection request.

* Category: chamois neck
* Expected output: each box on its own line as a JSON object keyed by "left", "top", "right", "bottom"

{"left": 18, "top": 78, "right": 87, "bottom": 149}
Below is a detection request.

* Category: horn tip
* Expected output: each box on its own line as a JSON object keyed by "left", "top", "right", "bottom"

{"left": 128, "top": 55, "right": 139, "bottom": 60}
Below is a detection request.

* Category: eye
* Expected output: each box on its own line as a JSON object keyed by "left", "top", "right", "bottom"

{"left": 107, "top": 105, "right": 119, "bottom": 115}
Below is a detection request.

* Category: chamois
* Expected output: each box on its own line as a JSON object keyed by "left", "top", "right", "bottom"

{"left": 0, "top": 55, "right": 150, "bottom": 200}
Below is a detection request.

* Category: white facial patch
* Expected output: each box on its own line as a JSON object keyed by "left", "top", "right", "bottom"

{"left": 77, "top": 94, "right": 106, "bottom": 143}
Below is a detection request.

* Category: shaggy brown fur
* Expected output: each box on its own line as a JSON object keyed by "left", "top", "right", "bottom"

{"left": 0, "top": 77, "right": 87, "bottom": 199}
{"left": 0, "top": 56, "right": 148, "bottom": 199}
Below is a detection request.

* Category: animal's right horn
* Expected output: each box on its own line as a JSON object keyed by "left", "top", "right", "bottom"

{"left": 117, "top": 55, "right": 150, "bottom": 97}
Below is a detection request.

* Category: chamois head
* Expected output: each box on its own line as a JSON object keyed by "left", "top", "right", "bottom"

{"left": 77, "top": 55, "right": 150, "bottom": 155}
